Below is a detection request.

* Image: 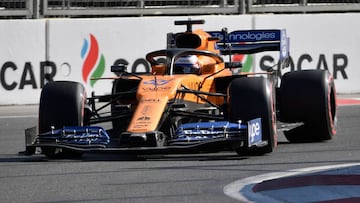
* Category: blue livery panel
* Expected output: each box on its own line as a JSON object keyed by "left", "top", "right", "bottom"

{"left": 207, "top": 29, "right": 289, "bottom": 60}
{"left": 247, "top": 118, "right": 263, "bottom": 147}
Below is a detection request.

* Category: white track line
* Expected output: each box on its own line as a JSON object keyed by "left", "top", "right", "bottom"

{"left": 224, "top": 163, "right": 360, "bottom": 203}
{"left": 0, "top": 115, "right": 37, "bottom": 119}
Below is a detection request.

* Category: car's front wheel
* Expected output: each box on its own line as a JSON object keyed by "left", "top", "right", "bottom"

{"left": 38, "top": 81, "right": 86, "bottom": 158}
{"left": 228, "top": 77, "right": 276, "bottom": 155}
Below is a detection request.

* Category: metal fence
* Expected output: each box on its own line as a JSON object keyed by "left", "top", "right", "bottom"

{"left": 0, "top": 0, "right": 34, "bottom": 19}
{"left": 1, "top": 0, "right": 360, "bottom": 19}
{"left": 250, "top": 0, "right": 360, "bottom": 13}
{"left": 43, "top": 0, "right": 241, "bottom": 17}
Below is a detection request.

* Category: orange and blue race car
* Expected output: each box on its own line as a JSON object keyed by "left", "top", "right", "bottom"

{"left": 25, "top": 19, "right": 337, "bottom": 158}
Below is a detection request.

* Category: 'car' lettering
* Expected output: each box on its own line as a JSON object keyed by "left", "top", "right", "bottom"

{"left": 0, "top": 61, "right": 57, "bottom": 91}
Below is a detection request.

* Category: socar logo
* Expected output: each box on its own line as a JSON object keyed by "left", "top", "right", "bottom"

{"left": 81, "top": 34, "right": 106, "bottom": 87}
{"left": 232, "top": 54, "right": 253, "bottom": 72}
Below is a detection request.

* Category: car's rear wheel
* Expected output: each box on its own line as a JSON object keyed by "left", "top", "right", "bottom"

{"left": 279, "top": 70, "right": 337, "bottom": 142}
{"left": 39, "top": 81, "right": 86, "bottom": 158}
{"left": 228, "top": 77, "right": 276, "bottom": 155}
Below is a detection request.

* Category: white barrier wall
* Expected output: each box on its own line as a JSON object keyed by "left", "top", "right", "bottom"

{"left": 0, "top": 14, "right": 359, "bottom": 105}
{"left": 0, "top": 20, "right": 46, "bottom": 105}
{"left": 253, "top": 14, "right": 359, "bottom": 94}
{"left": 46, "top": 16, "right": 253, "bottom": 95}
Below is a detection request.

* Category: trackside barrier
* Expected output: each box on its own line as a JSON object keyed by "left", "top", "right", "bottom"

{"left": 4, "top": 0, "right": 360, "bottom": 19}
{"left": 0, "top": 14, "right": 359, "bottom": 105}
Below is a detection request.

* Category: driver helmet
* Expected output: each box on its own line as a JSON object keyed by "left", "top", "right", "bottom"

{"left": 174, "top": 55, "right": 200, "bottom": 74}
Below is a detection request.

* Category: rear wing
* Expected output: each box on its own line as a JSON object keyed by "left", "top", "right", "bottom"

{"left": 207, "top": 29, "right": 290, "bottom": 61}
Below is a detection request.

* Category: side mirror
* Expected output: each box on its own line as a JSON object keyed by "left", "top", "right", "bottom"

{"left": 111, "top": 64, "right": 127, "bottom": 73}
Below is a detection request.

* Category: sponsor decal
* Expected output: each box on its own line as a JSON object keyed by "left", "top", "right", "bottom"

{"left": 81, "top": 34, "right": 106, "bottom": 87}
{"left": 0, "top": 61, "right": 56, "bottom": 90}
{"left": 142, "top": 87, "right": 171, "bottom": 91}
{"left": 208, "top": 30, "right": 280, "bottom": 42}
{"left": 140, "top": 98, "right": 161, "bottom": 103}
{"left": 229, "top": 31, "right": 278, "bottom": 42}
{"left": 248, "top": 118, "right": 262, "bottom": 147}
{"left": 280, "top": 30, "right": 289, "bottom": 60}
{"left": 232, "top": 54, "right": 253, "bottom": 73}
{"left": 259, "top": 53, "right": 348, "bottom": 79}
{"left": 143, "top": 79, "right": 171, "bottom": 86}
{"left": 182, "top": 129, "right": 225, "bottom": 135}
{"left": 141, "top": 105, "right": 150, "bottom": 114}
{"left": 137, "top": 116, "right": 150, "bottom": 121}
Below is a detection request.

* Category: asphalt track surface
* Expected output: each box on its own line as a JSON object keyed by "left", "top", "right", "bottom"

{"left": 0, "top": 97, "right": 359, "bottom": 203}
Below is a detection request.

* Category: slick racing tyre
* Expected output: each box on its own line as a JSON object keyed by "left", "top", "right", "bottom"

{"left": 39, "top": 81, "right": 86, "bottom": 158}
{"left": 228, "top": 77, "right": 276, "bottom": 156}
{"left": 279, "top": 70, "right": 337, "bottom": 142}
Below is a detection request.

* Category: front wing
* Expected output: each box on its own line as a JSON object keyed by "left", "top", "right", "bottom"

{"left": 25, "top": 118, "right": 268, "bottom": 155}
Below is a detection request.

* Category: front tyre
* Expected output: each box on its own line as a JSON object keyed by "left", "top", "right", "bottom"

{"left": 39, "top": 81, "right": 86, "bottom": 158}
{"left": 228, "top": 77, "right": 276, "bottom": 156}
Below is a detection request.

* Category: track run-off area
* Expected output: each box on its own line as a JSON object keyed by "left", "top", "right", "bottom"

{"left": 0, "top": 96, "right": 359, "bottom": 203}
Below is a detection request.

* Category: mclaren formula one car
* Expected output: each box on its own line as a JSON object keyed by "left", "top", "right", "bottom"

{"left": 25, "top": 19, "right": 337, "bottom": 158}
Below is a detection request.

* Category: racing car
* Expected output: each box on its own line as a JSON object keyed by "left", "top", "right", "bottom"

{"left": 24, "top": 19, "right": 337, "bottom": 158}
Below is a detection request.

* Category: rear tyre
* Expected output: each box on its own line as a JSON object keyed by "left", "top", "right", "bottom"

{"left": 39, "top": 81, "right": 86, "bottom": 158}
{"left": 228, "top": 77, "right": 276, "bottom": 156}
{"left": 279, "top": 70, "right": 337, "bottom": 142}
